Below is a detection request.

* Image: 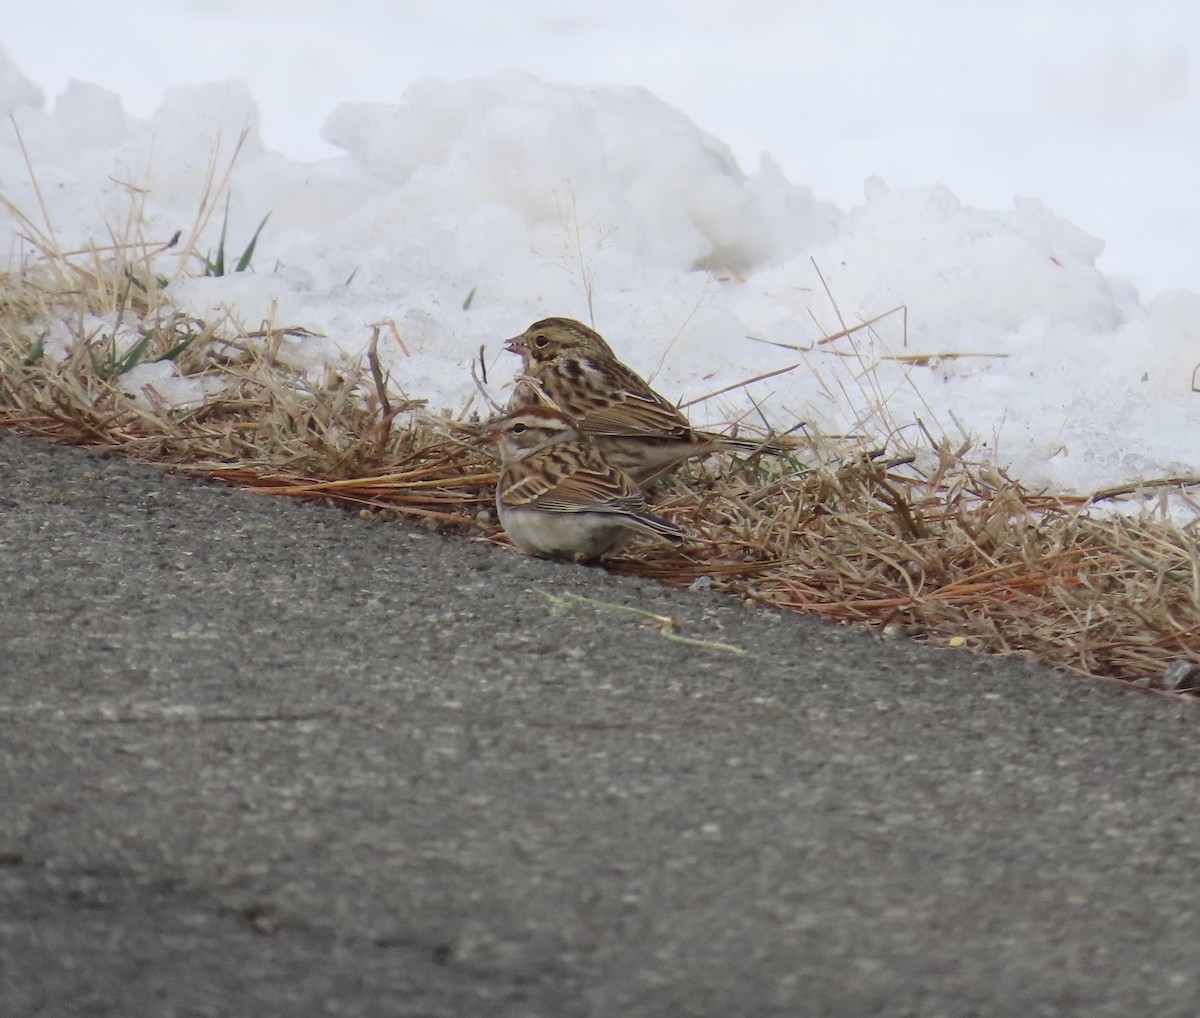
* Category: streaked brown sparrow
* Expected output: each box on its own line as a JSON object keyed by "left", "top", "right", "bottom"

{"left": 504, "top": 317, "right": 786, "bottom": 485}
{"left": 486, "top": 406, "right": 685, "bottom": 562}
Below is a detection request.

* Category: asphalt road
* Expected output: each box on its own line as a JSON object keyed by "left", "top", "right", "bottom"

{"left": 1, "top": 430, "right": 1198, "bottom": 1017}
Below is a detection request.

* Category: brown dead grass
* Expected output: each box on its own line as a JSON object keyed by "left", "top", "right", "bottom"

{"left": 1, "top": 181, "right": 1197, "bottom": 695}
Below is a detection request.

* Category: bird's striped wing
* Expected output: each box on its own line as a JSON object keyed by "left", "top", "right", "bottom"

{"left": 500, "top": 452, "right": 645, "bottom": 517}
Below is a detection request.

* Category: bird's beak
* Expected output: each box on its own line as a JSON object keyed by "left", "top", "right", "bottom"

{"left": 481, "top": 417, "right": 507, "bottom": 442}
{"left": 503, "top": 335, "right": 529, "bottom": 356}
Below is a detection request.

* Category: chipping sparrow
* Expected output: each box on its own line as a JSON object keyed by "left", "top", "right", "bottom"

{"left": 504, "top": 317, "right": 786, "bottom": 485}
{"left": 486, "top": 406, "right": 685, "bottom": 561}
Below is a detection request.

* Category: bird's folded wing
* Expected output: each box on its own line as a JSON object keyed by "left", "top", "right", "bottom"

{"left": 508, "top": 465, "right": 645, "bottom": 515}
{"left": 576, "top": 390, "right": 693, "bottom": 440}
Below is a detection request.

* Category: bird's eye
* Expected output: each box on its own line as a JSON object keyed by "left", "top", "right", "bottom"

{"left": 511, "top": 423, "right": 527, "bottom": 434}
{"left": 532, "top": 334, "right": 549, "bottom": 348}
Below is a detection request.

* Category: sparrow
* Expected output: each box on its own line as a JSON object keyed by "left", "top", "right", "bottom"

{"left": 504, "top": 317, "right": 787, "bottom": 485}
{"left": 486, "top": 406, "right": 685, "bottom": 561}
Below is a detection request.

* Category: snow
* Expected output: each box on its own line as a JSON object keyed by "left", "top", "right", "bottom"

{"left": 2, "top": 4, "right": 1198, "bottom": 498}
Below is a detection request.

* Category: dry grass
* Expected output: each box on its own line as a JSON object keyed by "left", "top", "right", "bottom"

{"left": 633, "top": 448, "right": 1200, "bottom": 688}
{"left": 2, "top": 177, "right": 1198, "bottom": 696}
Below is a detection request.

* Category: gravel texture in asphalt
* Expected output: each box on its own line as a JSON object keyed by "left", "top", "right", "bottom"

{"left": 1, "top": 431, "right": 1198, "bottom": 1017}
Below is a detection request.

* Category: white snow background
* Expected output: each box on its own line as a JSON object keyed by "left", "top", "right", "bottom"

{"left": 2, "top": 1, "right": 1198, "bottom": 496}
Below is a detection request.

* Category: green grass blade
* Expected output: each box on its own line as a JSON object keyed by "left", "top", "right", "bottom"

{"left": 156, "top": 336, "right": 195, "bottom": 362}
{"left": 114, "top": 333, "right": 152, "bottom": 375}
{"left": 234, "top": 213, "right": 271, "bottom": 273}
{"left": 209, "top": 201, "right": 230, "bottom": 277}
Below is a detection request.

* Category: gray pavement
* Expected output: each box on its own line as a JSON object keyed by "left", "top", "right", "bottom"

{"left": 1, "top": 429, "right": 1198, "bottom": 1017}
